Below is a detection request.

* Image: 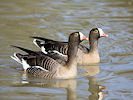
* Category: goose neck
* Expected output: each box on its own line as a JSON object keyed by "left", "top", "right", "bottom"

{"left": 89, "top": 38, "right": 98, "bottom": 53}
{"left": 66, "top": 42, "right": 78, "bottom": 68}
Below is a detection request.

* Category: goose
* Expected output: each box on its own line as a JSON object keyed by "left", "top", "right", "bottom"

{"left": 11, "top": 32, "right": 88, "bottom": 79}
{"left": 32, "top": 28, "right": 108, "bottom": 65}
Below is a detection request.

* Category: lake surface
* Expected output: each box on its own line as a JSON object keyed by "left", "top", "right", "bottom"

{"left": 0, "top": 0, "right": 133, "bottom": 100}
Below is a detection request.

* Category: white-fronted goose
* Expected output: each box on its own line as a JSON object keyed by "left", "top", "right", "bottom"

{"left": 11, "top": 32, "right": 88, "bottom": 79}
{"left": 32, "top": 28, "right": 108, "bottom": 65}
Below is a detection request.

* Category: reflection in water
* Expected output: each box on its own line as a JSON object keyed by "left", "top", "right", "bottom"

{"left": 88, "top": 76, "right": 106, "bottom": 100}
{"left": 13, "top": 64, "right": 106, "bottom": 100}
{"left": 80, "top": 64, "right": 107, "bottom": 100}
{"left": 0, "top": 0, "right": 133, "bottom": 99}
{"left": 79, "top": 64, "right": 100, "bottom": 76}
{"left": 15, "top": 74, "right": 77, "bottom": 100}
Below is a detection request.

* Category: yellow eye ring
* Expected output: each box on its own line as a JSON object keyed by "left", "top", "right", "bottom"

{"left": 94, "top": 30, "right": 98, "bottom": 33}
{"left": 74, "top": 33, "right": 79, "bottom": 37}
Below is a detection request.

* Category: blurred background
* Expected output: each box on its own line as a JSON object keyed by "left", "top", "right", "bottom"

{"left": 0, "top": 0, "right": 133, "bottom": 100}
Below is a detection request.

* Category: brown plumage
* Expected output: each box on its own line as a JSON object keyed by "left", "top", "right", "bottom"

{"left": 32, "top": 28, "right": 108, "bottom": 65}
{"left": 10, "top": 45, "right": 66, "bottom": 65}
{"left": 11, "top": 32, "right": 88, "bottom": 79}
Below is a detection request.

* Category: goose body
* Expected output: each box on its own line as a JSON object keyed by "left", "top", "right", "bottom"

{"left": 32, "top": 28, "right": 108, "bottom": 65}
{"left": 11, "top": 32, "right": 88, "bottom": 79}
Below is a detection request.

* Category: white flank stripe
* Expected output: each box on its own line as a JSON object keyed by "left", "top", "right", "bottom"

{"left": 32, "top": 66, "right": 49, "bottom": 72}
{"left": 49, "top": 50, "right": 67, "bottom": 57}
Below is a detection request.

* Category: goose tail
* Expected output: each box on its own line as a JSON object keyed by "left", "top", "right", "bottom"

{"left": 33, "top": 39, "right": 48, "bottom": 54}
{"left": 11, "top": 53, "right": 23, "bottom": 64}
{"left": 11, "top": 53, "right": 30, "bottom": 71}
{"left": 11, "top": 45, "right": 38, "bottom": 55}
{"left": 33, "top": 39, "right": 42, "bottom": 48}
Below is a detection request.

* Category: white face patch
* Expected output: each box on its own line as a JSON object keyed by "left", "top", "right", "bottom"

{"left": 98, "top": 28, "right": 104, "bottom": 37}
{"left": 79, "top": 32, "right": 84, "bottom": 40}
{"left": 32, "top": 66, "right": 49, "bottom": 72}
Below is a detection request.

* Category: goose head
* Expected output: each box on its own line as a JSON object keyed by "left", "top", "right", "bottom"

{"left": 67, "top": 32, "right": 88, "bottom": 66}
{"left": 69, "top": 32, "right": 88, "bottom": 43}
{"left": 89, "top": 28, "right": 108, "bottom": 40}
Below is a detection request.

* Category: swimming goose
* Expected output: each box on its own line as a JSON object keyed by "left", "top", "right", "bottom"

{"left": 32, "top": 28, "right": 108, "bottom": 65}
{"left": 11, "top": 32, "right": 88, "bottom": 79}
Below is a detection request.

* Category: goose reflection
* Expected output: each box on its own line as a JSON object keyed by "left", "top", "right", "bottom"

{"left": 78, "top": 64, "right": 100, "bottom": 77}
{"left": 16, "top": 75, "right": 77, "bottom": 100}
{"left": 13, "top": 64, "right": 106, "bottom": 100}
{"left": 88, "top": 76, "right": 106, "bottom": 100}
{"left": 79, "top": 64, "right": 107, "bottom": 100}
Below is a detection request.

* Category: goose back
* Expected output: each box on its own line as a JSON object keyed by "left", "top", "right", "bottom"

{"left": 12, "top": 53, "right": 60, "bottom": 72}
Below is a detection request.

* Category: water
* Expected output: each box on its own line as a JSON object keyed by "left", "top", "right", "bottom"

{"left": 0, "top": 0, "right": 133, "bottom": 99}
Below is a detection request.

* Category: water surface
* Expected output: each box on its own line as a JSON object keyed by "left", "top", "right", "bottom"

{"left": 0, "top": 0, "right": 133, "bottom": 100}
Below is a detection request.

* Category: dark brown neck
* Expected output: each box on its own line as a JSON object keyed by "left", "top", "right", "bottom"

{"left": 89, "top": 38, "right": 98, "bottom": 53}
{"left": 66, "top": 42, "right": 78, "bottom": 68}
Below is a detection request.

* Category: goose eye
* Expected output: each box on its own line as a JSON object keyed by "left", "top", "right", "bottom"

{"left": 94, "top": 30, "right": 98, "bottom": 33}
{"left": 74, "top": 33, "right": 79, "bottom": 37}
